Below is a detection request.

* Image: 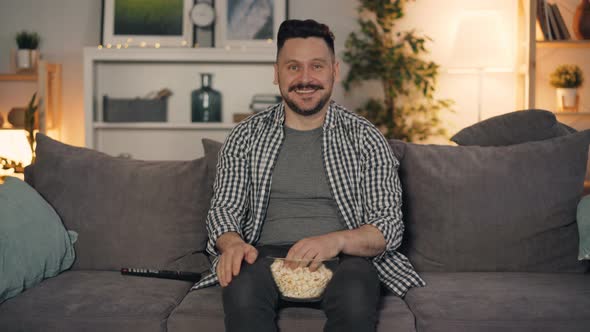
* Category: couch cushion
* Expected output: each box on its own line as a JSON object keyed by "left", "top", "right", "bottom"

{"left": 451, "top": 109, "right": 571, "bottom": 146}
{"left": 0, "top": 177, "right": 76, "bottom": 303}
{"left": 0, "top": 270, "right": 192, "bottom": 332}
{"left": 389, "top": 131, "right": 590, "bottom": 272}
{"left": 405, "top": 272, "right": 590, "bottom": 332}
{"left": 29, "top": 134, "right": 211, "bottom": 271}
{"left": 167, "top": 287, "right": 416, "bottom": 332}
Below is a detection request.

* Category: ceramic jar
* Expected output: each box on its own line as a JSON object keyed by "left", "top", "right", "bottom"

{"left": 573, "top": 0, "right": 590, "bottom": 39}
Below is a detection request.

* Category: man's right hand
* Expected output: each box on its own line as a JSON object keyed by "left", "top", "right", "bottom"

{"left": 216, "top": 232, "right": 258, "bottom": 287}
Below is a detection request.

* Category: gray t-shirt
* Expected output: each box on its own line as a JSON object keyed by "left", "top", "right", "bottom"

{"left": 258, "top": 126, "right": 346, "bottom": 246}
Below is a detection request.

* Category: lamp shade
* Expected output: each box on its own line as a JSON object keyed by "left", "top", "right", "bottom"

{"left": 0, "top": 130, "right": 33, "bottom": 166}
{"left": 449, "top": 11, "right": 514, "bottom": 70}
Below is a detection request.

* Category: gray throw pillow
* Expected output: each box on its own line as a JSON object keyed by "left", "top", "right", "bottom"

{"left": 30, "top": 134, "right": 211, "bottom": 271}
{"left": 1, "top": 177, "right": 77, "bottom": 303}
{"left": 451, "top": 109, "right": 572, "bottom": 146}
{"left": 389, "top": 130, "right": 590, "bottom": 273}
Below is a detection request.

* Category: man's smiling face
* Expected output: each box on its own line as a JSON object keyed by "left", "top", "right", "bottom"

{"left": 274, "top": 37, "right": 339, "bottom": 117}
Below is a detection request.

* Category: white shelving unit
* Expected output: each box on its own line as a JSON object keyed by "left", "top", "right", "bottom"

{"left": 84, "top": 47, "right": 278, "bottom": 160}
{"left": 0, "top": 61, "right": 62, "bottom": 134}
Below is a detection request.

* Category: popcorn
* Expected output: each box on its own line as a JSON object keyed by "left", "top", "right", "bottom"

{"left": 270, "top": 259, "right": 333, "bottom": 299}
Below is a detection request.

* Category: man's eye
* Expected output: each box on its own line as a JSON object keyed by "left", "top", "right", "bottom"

{"left": 288, "top": 65, "right": 299, "bottom": 71}
{"left": 313, "top": 64, "right": 323, "bottom": 70}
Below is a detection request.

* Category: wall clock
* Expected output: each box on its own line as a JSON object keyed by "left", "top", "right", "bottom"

{"left": 191, "top": 2, "right": 215, "bottom": 28}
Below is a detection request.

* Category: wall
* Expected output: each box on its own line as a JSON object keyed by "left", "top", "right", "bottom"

{"left": 0, "top": 0, "right": 101, "bottom": 145}
{"left": 0, "top": 0, "right": 519, "bottom": 146}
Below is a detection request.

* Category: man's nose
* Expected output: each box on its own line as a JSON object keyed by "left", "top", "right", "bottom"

{"left": 299, "top": 66, "right": 311, "bottom": 83}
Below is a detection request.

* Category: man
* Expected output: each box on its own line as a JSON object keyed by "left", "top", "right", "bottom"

{"left": 192, "top": 19, "right": 424, "bottom": 332}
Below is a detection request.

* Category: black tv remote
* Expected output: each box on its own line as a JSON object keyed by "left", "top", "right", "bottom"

{"left": 121, "top": 268, "right": 201, "bottom": 282}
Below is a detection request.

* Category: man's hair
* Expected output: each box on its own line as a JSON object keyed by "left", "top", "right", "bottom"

{"left": 277, "top": 19, "right": 335, "bottom": 57}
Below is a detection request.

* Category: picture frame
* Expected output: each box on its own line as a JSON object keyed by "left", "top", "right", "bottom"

{"left": 101, "top": 0, "right": 193, "bottom": 48}
{"left": 214, "top": 0, "right": 288, "bottom": 49}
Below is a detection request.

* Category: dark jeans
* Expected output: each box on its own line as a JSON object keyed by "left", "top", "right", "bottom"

{"left": 222, "top": 245, "right": 381, "bottom": 332}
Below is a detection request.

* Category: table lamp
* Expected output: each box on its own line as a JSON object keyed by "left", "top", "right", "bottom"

{"left": 448, "top": 10, "right": 514, "bottom": 122}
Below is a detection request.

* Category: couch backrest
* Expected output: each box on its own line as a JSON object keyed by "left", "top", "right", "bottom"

{"left": 28, "top": 134, "right": 212, "bottom": 271}
{"left": 390, "top": 131, "right": 590, "bottom": 273}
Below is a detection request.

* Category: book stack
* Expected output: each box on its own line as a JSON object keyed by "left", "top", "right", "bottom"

{"left": 536, "top": 0, "right": 571, "bottom": 41}
{"left": 249, "top": 94, "right": 282, "bottom": 113}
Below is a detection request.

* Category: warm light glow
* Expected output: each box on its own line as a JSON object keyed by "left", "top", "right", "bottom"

{"left": 446, "top": 10, "right": 516, "bottom": 123}
{"left": 181, "top": 40, "right": 188, "bottom": 46}
{"left": 97, "top": 45, "right": 103, "bottom": 49}
{"left": 0, "top": 130, "right": 33, "bottom": 166}
{"left": 448, "top": 10, "right": 514, "bottom": 70}
{"left": 266, "top": 38, "right": 273, "bottom": 44}
{"left": 140, "top": 41, "right": 147, "bottom": 47}
{"left": 124, "top": 43, "right": 129, "bottom": 48}
{"left": 106, "top": 43, "right": 112, "bottom": 49}
{"left": 127, "top": 38, "right": 133, "bottom": 43}
{"left": 155, "top": 42, "right": 161, "bottom": 48}
{"left": 116, "top": 43, "right": 122, "bottom": 49}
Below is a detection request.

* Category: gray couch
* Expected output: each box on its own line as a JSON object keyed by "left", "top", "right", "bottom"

{"left": 1, "top": 110, "right": 589, "bottom": 332}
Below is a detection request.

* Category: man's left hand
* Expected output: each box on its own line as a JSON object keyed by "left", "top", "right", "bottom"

{"left": 285, "top": 233, "right": 345, "bottom": 271}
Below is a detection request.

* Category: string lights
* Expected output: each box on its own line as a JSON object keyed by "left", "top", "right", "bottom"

{"left": 96, "top": 39, "right": 274, "bottom": 51}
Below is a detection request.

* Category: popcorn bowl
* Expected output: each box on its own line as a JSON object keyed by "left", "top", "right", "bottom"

{"left": 267, "top": 256, "right": 339, "bottom": 302}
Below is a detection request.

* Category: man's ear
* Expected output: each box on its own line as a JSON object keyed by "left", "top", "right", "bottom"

{"left": 333, "top": 60, "right": 341, "bottom": 83}
{"left": 273, "top": 63, "right": 279, "bottom": 85}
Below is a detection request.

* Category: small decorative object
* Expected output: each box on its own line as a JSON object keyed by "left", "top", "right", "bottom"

{"left": 7, "top": 107, "right": 27, "bottom": 128}
{"left": 550, "top": 64, "right": 584, "bottom": 112}
{"left": 191, "top": 73, "right": 222, "bottom": 122}
{"left": 249, "top": 94, "right": 282, "bottom": 113}
{"left": 0, "top": 156, "right": 25, "bottom": 174}
{"left": 101, "top": 0, "right": 193, "bottom": 48}
{"left": 573, "top": 0, "right": 590, "bottom": 40}
{"left": 233, "top": 113, "right": 253, "bottom": 123}
{"left": 15, "top": 31, "right": 40, "bottom": 72}
{"left": 214, "top": 0, "right": 287, "bottom": 49}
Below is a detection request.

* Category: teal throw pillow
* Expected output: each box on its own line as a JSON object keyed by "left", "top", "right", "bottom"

{"left": 0, "top": 176, "right": 77, "bottom": 303}
{"left": 577, "top": 195, "right": 590, "bottom": 260}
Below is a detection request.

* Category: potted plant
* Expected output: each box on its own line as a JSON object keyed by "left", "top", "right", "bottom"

{"left": 550, "top": 64, "right": 584, "bottom": 112}
{"left": 24, "top": 93, "right": 38, "bottom": 163}
{"left": 15, "top": 30, "right": 40, "bottom": 72}
{"left": 342, "top": 0, "right": 453, "bottom": 141}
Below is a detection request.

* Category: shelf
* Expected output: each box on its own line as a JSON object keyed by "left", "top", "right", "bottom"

{"left": 536, "top": 40, "right": 590, "bottom": 48}
{"left": 554, "top": 112, "right": 590, "bottom": 115}
{"left": 84, "top": 47, "right": 273, "bottom": 157}
{"left": 84, "top": 47, "right": 276, "bottom": 63}
{"left": 93, "top": 122, "right": 236, "bottom": 130}
{"left": 0, "top": 73, "right": 37, "bottom": 81}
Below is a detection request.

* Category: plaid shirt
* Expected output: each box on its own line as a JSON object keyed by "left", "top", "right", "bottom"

{"left": 191, "top": 101, "right": 425, "bottom": 297}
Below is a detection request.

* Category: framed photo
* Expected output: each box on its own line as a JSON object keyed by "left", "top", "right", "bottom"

{"left": 101, "top": 0, "right": 193, "bottom": 48}
{"left": 215, "top": 0, "right": 288, "bottom": 49}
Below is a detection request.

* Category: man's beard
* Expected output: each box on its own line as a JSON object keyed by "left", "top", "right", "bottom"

{"left": 282, "top": 83, "right": 332, "bottom": 117}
